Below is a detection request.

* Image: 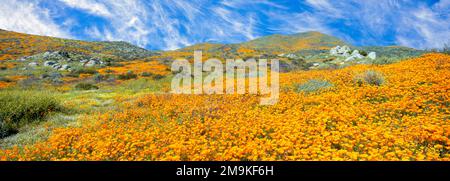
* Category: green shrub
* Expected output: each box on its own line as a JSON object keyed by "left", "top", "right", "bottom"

{"left": 152, "top": 74, "right": 165, "bottom": 80}
{"left": 371, "top": 57, "right": 400, "bottom": 65}
{"left": 72, "top": 68, "right": 99, "bottom": 75}
{"left": 118, "top": 71, "right": 138, "bottom": 80}
{"left": 141, "top": 72, "right": 154, "bottom": 77}
{"left": 74, "top": 83, "right": 99, "bottom": 90}
{"left": 0, "top": 91, "right": 62, "bottom": 138}
{"left": 0, "top": 77, "right": 13, "bottom": 82}
{"left": 359, "top": 50, "right": 368, "bottom": 56}
{"left": 354, "top": 70, "right": 385, "bottom": 86}
{"left": 295, "top": 79, "right": 333, "bottom": 93}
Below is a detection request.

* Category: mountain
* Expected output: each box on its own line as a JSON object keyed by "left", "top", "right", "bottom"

{"left": 0, "top": 29, "right": 155, "bottom": 61}
{"left": 178, "top": 31, "right": 348, "bottom": 54}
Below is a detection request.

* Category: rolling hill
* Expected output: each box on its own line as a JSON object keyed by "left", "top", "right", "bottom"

{"left": 0, "top": 29, "right": 155, "bottom": 61}
{"left": 178, "top": 31, "right": 348, "bottom": 54}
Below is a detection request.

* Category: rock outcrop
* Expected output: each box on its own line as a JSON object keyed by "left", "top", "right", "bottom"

{"left": 330, "top": 46, "right": 377, "bottom": 62}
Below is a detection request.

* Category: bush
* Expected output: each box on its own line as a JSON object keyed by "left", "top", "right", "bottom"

{"left": 354, "top": 70, "right": 385, "bottom": 86}
{"left": 75, "top": 83, "right": 99, "bottom": 90}
{"left": 0, "top": 77, "right": 13, "bottom": 82}
{"left": 118, "top": 71, "right": 138, "bottom": 80}
{"left": 141, "top": 72, "right": 154, "bottom": 77}
{"left": 152, "top": 74, "right": 165, "bottom": 80}
{"left": 0, "top": 91, "right": 62, "bottom": 138}
{"left": 72, "top": 68, "right": 99, "bottom": 75}
{"left": 359, "top": 50, "right": 368, "bottom": 56}
{"left": 142, "top": 72, "right": 165, "bottom": 80}
{"left": 295, "top": 79, "right": 333, "bottom": 93}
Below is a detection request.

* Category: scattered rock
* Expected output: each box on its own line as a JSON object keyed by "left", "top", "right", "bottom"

{"left": 345, "top": 56, "right": 355, "bottom": 62}
{"left": 28, "top": 62, "right": 39, "bottom": 67}
{"left": 49, "top": 72, "right": 63, "bottom": 79}
{"left": 44, "top": 61, "right": 57, "bottom": 67}
{"left": 60, "top": 64, "right": 71, "bottom": 71}
{"left": 368, "top": 52, "right": 377, "bottom": 60}
{"left": 330, "top": 45, "right": 351, "bottom": 56}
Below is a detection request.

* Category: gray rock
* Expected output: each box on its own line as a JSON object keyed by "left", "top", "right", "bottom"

{"left": 330, "top": 46, "right": 339, "bottom": 55}
{"left": 330, "top": 45, "right": 351, "bottom": 56}
{"left": 285, "top": 54, "right": 297, "bottom": 59}
{"left": 337, "top": 46, "right": 351, "bottom": 55}
{"left": 80, "top": 59, "right": 89, "bottom": 63}
{"left": 52, "top": 64, "right": 62, "bottom": 70}
{"left": 85, "top": 60, "right": 98, "bottom": 67}
{"left": 368, "top": 52, "right": 377, "bottom": 60}
{"left": 49, "top": 72, "right": 63, "bottom": 79}
{"left": 28, "top": 62, "right": 39, "bottom": 67}
{"left": 59, "top": 64, "right": 71, "bottom": 71}
{"left": 345, "top": 56, "right": 355, "bottom": 62}
{"left": 44, "top": 61, "right": 57, "bottom": 67}
{"left": 351, "top": 50, "right": 364, "bottom": 59}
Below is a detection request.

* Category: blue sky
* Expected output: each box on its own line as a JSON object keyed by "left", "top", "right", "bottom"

{"left": 0, "top": 0, "right": 449, "bottom": 50}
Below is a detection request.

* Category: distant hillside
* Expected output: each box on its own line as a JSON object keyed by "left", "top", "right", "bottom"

{"left": 358, "top": 46, "right": 426, "bottom": 58}
{"left": 241, "top": 31, "right": 347, "bottom": 52}
{"left": 0, "top": 29, "right": 155, "bottom": 61}
{"left": 179, "top": 31, "right": 348, "bottom": 54}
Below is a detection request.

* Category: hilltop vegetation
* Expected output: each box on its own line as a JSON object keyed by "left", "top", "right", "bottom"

{"left": 0, "top": 29, "right": 155, "bottom": 61}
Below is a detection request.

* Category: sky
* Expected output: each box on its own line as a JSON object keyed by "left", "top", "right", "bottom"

{"left": 0, "top": 0, "right": 449, "bottom": 50}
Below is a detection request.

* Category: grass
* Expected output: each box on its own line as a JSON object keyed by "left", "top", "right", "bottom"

{"left": 295, "top": 79, "right": 333, "bottom": 93}
{"left": 0, "top": 90, "right": 63, "bottom": 138}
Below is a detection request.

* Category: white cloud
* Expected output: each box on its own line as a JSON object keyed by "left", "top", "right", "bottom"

{"left": 59, "top": 0, "right": 111, "bottom": 17}
{"left": 0, "top": 0, "right": 70, "bottom": 38}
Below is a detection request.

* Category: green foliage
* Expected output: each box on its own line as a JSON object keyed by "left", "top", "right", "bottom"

{"left": 371, "top": 57, "right": 399, "bottom": 65}
{"left": 0, "top": 76, "right": 12, "bottom": 82}
{"left": 355, "top": 70, "right": 385, "bottom": 86}
{"left": 359, "top": 50, "right": 368, "bottom": 56}
{"left": 74, "top": 83, "right": 99, "bottom": 90}
{"left": 295, "top": 79, "right": 333, "bottom": 93}
{"left": 0, "top": 90, "right": 62, "bottom": 138}
{"left": 141, "top": 72, "right": 154, "bottom": 77}
{"left": 118, "top": 71, "right": 138, "bottom": 80}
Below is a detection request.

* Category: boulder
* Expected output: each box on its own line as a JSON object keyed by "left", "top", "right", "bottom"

{"left": 85, "top": 60, "right": 97, "bottom": 67}
{"left": 368, "top": 52, "right": 377, "bottom": 60}
{"left": 337, "top": 46, "right": 351, "bottom": 55}
{"left": 345, "top": 56, "right": 355, "bottom": 62}
{"left": 330, "top": 46, "right": 339, "bottom": 55}
{"left": 44, "top": 61, "right": 57, "bottom": 67}
{"left": 330, "top": 45, "right": 351, "bottom": 56}
{"left": 285, "top": 54, "right": 297, "bottom": 59}
{"left": 52, "top": 64, "right": 62, "bottom": 70}
{"left": 28, "top": 62, "right": 39, "bottom": 67}
{"left": 59, "top": 64, "right": 71, "bottom": 71}
{"left": 351, "top": 50, "right": 364, "bottom": 59}
{"left": 49, "top": 72, "right": 63, "bottom": 79}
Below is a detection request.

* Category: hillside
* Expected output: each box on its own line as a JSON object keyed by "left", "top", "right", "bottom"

{"left": 0, "top": 29, "right": 155, "bottom": 61}
{"left": 178, "top": 31, "right": 347, "bottom": 54}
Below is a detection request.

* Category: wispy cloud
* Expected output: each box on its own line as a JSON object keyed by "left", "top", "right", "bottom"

{"left": 0, "top": 0, "right": 70, "bottom": 38}
{"left": 59, "top": 0, "right": 111, "bottom": 17}
{"left": 1, "top": 0, "right": 448, "bottom": 50}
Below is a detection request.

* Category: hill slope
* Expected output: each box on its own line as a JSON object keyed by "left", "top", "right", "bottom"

{"left": 0, "top": 29, "right": 155, "bottom": 61}
{"left": 179, "top": 31, "right": 348, "bottom": 54}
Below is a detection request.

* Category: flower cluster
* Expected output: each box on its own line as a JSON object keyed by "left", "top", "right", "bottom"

{"left": 1, "top": 53, "right": 449, "bottom": 161}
